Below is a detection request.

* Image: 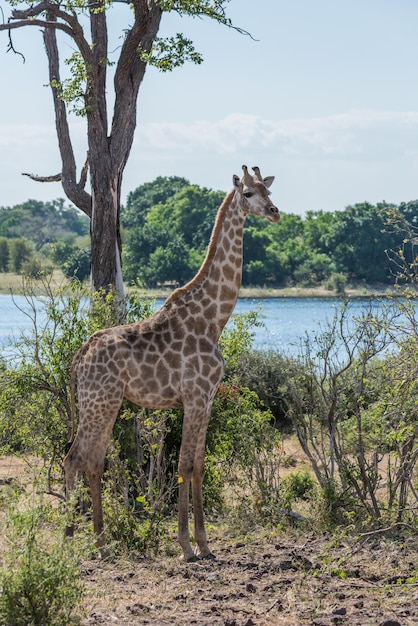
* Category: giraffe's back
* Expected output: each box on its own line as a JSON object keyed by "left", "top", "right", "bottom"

{"left": 75, "top": 312, "right": 225, "bottom": 412}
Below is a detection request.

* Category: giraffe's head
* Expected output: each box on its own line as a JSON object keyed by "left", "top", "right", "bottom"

{"left": 233, "top": 165, "right": 280, "bottom": 223}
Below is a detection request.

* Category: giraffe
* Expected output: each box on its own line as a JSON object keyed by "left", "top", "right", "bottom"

{"left": 64, "top": 165, "right": 279, "bottom": 561}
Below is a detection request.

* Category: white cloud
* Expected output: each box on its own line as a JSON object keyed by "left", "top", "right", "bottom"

{"left": 2, "top": 111, "right": 418, "bottom": 210}
{"left": 3, "top": 110, "right": 418, "bottom": 165}
{"left": 0, "top": 124, "right": 56, "bottom": 149}
{"left": 135, "top": 110, "right": 418, "bottom": 161}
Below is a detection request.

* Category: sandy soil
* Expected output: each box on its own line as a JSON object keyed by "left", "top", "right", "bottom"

{"left": 1, "top": 455, "right": 417, "bottom": 626}
{"left": 80, "top": 529, "right": 418, "bottom": 626}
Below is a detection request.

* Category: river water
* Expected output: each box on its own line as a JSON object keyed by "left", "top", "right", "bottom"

{"left": 0, "top": 293, "right": 402, "bottom": 360}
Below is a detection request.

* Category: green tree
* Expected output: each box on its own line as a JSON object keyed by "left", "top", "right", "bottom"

{"left": 323, "top": 202, "right": 398, "bottom": 283}
{"left": 303, "top": 209, "right": 335, "bottom": 254}
{"left": 242, "top": 226, "right": 272, "bottom": 285}
{"left": 123, "top": 176, "right": 190, "bottom": 231}
{"left": 293, "top": 251, "right": 334, "bottom": 286}
{"left": 261, "top": 213, "right": 308, "bottom": 285}
{"left": 0, "top": 206, "right": 26, "bottom": 237}
{"left": 143, "top": 237, "right": 198, "bottom": 286}
{"left": 0, "top": 1, "right": 245, "bottom": 302}
{"left": 122, "top": 179, "right": 223, "bottom": 285}
{"left": 0, "top": 200, "right": 88, "bottom": 252}
{"left": 63, "top": 248, "right": 91, "bottom": 282}
{"left": 398, "top": 199, "right": 418, "bottom": 227}
{"left": 0, "top": 237, "right": 9, "bottom": 272}
{"left": 8, "top": 238, "right": 33, "bottom": 272}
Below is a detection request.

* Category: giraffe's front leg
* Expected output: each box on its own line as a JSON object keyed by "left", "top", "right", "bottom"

{"left": 177, "top": 453, "right": 213, "bottom": 561}
{"left": 177, "top": 472, "right": 195, "bottom": 561}
{"left": 178, "top": 389, "right": 220, "bottom": 561}
{"left": 192, "top": 457, "right": 215, "bottom": 560}
{"left": 191, "top": 408, "right": 215, "bottom": 559}
{"left": 177, "top": 407, "right": 206, "bottom": 562}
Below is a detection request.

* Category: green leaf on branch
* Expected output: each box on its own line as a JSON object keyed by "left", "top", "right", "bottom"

{"left": 139, "top": 34, "right": 203, "bottom": 71}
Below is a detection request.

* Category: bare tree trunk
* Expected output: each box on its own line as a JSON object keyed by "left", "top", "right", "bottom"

{"left": 90, "top": 177, "right": 124, "bottom": 300}
{"left": 1, "top": 0, "right": 237, "bottom": 302}
{"left": 40, "top": 1, "right": 162, "bottom": 303}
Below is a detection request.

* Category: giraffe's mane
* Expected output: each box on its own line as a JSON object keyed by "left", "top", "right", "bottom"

{"left": 164, "top": 188, "right": 236, "bottom": 305}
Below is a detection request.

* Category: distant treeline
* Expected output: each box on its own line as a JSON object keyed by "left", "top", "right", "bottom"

{"left": 0, "top": 177, "right": 416, "bottom": 288}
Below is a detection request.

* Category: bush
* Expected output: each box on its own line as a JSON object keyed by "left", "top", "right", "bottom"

{"left": 7, "top": 238, "right": 33, "bottom": 272}
{"left": 0, "top": 237, "right": 9, "bottom": 271}
{"left": 63, "top": 247, "right": 91, "bottom": 281}
{"left": 0, "top": 278, "right": 156, "bottom": 490}
{"left": 287, "top": 299, "right": 418, "bottom": 528}
{"left": 21, "top": 257, "right": 53, "bottom": 278}
{"left": 230, "top": 349, "right": 302, "bottom": 424}
{"left": 324, "top": 272, "right": 347, "bottom": 295}
{"left": 281, "top": 469, "right": 316, "bottom": 508}
{"left": 0, "top": 500, "right": 84, "bottom": 626}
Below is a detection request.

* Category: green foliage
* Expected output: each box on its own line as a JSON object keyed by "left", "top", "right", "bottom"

{"left": 0, "top": 199, "right": 89, "bottom": 277}
{"left": 0, "top": 199, "right": 88, "bottom": 248}
{"left": 139, "top": 34, "right": 203, "bottom": 72}
{"left": 7, "top": 238, "right": 33, "bottom": 272}
{"left": 21, "top": 257, "right": 54, "bottom": 278}
{"left": 0, "top": 499, "right": 84, "bottom": 626}
{"left": 51, "top": 52, "right": 89, "bottom": 117}
{"left": 156, "top": 0, "right": 235, "bottom": 28}
{"left": 100, "top": 438, "right": 169, "bottom": 556}
{"left": 325, "top": 272, "right": 347, "bottom": 295}
{"left": 122, "top": 179, "right": 223, "bottom": 285}
{"left": 228, "top": 348, "right": 300, "bottom": 424}
{"left": 316, "top": 479, "right": 353, "bottom": 529}
{"left": 0, "top": 237, "right": 9, "bottom": 271}
{"left": 323, "top": 202, "right": 396, "bottom": 282}
{"left": 281, "top": 470, "right": 316, "bottom": 508}
{"left": 384, "top": 205, "right": 418, "bottom": 290}
{"left": 219, "top": 309, "right": 261, "bottom": 371}
{"left": 287, "top": 298, "right": 418, "bottom": 529}
{"left": 121, "top": 177, "right": 409, "bottom": 288}
{"left": 62, "top": 247, "right": 91, "bottom": 281}
{"left": 206, "top": 384, "right": 282, "bottom": 515}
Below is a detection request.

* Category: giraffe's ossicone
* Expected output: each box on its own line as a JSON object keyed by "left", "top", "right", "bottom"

{"left": 64, "top": 165, "right": 279, "bottom": 561}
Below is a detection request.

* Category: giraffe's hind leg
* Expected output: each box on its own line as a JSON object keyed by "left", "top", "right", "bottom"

{"left": 64, "top": 436, "right": 85, "bottom": 537}
{"left": 64, "top": 404, "right": 120, "bottom": 546}
{"left": 85, "top": 448, "right": 109, "bottom": 546}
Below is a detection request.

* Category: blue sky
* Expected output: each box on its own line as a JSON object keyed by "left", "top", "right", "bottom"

{"left": 1, "top": 0, "right": 418, "bottom": 214}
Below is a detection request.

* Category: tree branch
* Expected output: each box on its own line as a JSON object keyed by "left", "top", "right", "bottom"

{"left": 22, "top": 172, "right": 62, "bottom": 182}
{"left": 110, "top": 0, "right": 162, "bottom": 172}
{"left": 43, "top": 17, "right": 92, "bottom": 217}
{"left": 0, "top": 2, "right": 92, "bottom": 62}
{"left": 79, "top": 153, "right": 89, "bottom": 190}
{"left": 0, "top": 18, "right": 73, "bottom": 39}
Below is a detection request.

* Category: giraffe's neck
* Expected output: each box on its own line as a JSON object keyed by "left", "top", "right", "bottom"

{"left": 165, "top": 190, "right": 246, "bottom": 339}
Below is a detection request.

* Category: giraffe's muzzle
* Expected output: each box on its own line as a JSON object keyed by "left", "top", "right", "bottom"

{"left": 267, "top": 206, "right": 280, "bottom": 222}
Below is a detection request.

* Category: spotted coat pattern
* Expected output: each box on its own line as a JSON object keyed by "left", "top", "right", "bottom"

{"left": 64, "top": 165, "right": 279, "bottom": 561}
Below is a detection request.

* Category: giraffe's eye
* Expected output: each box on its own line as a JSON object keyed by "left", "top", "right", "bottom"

{"left": 243, "top": 191, "right": 253, "bottom": 198}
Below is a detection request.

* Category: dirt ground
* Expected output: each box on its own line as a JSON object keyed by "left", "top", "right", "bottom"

{"left": 79, "top": 528, "right": 418, "bottom": 626}
{"left": 1, "top": 457, "right": 418, "bottom": 626}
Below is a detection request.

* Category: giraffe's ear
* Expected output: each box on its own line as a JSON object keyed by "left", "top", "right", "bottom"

{"left": 232, "top": 174, "right": 241, "bottom": 190}
{"left": 263, "top": 176, "right": 275, "bottom": 188}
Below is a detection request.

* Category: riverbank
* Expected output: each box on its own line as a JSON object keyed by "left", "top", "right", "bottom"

{"left": 0, "top": 270, "right": 400, "bottom": 299}
{"left": 239, "top": 284, "right": 398, "bottom": 299}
